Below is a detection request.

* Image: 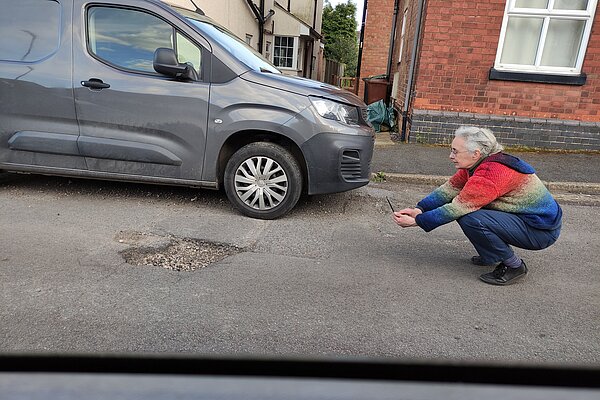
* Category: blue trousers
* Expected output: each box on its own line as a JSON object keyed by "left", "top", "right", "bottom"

{"left": 457, "top": 209, "right": 561, "bottom": 265}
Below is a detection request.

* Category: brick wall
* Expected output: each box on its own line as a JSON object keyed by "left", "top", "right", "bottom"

{"left": 390, "top": 0, "right": 600, "bottom": 150}
{"left": 410, "top": 110, "right": 600, "bottom": 150}
{"left": 357, "top": 0, "right": 395, "bottom": 101}
{"left": 413, "top": 0, "right": 600, "bottom": 122}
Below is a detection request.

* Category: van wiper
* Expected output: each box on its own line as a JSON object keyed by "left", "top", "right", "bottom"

{"left": 260, "top": 67, "right": 273, "bottom": 73}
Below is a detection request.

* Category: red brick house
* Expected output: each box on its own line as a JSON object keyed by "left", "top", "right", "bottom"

{"left": 358, "top": 0, "right": 600, "bottom": 150}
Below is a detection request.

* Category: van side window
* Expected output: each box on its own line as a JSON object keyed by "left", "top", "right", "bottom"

{"left": 0, "top": 0, "right": 61, "bottom": 62}
{"left": 87, "top": 7, "right": 202, "bottom": 78}
{"left": 176, "top": 34, "right": 202, "bottom": 74}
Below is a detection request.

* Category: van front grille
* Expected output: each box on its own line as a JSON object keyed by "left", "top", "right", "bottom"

{"left": 341, "top": 150, "right": 363, "bottom": 181}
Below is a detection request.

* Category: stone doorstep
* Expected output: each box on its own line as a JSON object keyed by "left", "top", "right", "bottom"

{"left": 374, "top": 132, "right": 397, "bottom": 148}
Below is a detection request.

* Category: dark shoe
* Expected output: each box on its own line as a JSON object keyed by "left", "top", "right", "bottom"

{"left": 479, "top": 261, "right": 528, "bottom": 285}
{"left": 471, "top": 256, "right": 495, "bottom": 266}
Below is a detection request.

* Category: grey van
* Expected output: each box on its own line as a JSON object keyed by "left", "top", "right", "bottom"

{"left": 0, "top": 0, "right": 374, "bottom": 219}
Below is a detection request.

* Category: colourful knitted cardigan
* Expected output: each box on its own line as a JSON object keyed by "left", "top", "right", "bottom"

{"left": 415, "top": 153, "right": 563, "bottom": 232}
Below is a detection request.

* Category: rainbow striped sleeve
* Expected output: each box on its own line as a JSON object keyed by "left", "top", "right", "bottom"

{"left": 416, "top": 170, "right": 468, "bottom": 212}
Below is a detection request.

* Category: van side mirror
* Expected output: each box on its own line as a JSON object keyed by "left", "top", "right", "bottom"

{"left": 153, "top": 47, "right": 198, "bottom": 81}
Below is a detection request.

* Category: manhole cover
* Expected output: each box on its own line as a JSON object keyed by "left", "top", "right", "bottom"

{"left": 121, "top": 237, "right": 241, "bottom": 271}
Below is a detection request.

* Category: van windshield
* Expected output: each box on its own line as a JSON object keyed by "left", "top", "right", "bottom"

{"left": 173, "top": 8, "right": 280, "bottom": 74}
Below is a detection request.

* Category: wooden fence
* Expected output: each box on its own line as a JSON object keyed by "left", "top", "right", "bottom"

{"left": 323, "top": 59, "right": 358, "bottom": 94}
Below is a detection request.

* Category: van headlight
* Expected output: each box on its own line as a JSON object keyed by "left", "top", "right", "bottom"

{"left": 310, "top": 97, "right": 360, "bottom": 126}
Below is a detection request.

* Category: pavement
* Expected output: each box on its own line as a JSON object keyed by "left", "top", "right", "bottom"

{"left": 371, "top": 133, "right": 600, "bottom": 196}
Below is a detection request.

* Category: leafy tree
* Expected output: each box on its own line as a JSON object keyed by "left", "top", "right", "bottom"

{"left": 322, "top": 0, "right": 359, "bottom": 77}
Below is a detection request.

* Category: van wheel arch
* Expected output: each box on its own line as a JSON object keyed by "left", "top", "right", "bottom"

{"left": 217, "top": 132, "right": 308, "bottom": 193}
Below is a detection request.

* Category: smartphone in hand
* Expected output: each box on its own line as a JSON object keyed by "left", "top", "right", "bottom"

{"left": 386, "top": 196, "right": 395, "bottom": 213}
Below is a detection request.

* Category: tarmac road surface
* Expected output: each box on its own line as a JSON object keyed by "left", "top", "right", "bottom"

{"left": 1, "top": 174, "right": 599, "bottom": 367}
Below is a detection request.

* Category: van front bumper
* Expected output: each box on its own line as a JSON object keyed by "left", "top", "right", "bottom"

{"left": 300, "top": 133, "right": 375, "bottom": 195}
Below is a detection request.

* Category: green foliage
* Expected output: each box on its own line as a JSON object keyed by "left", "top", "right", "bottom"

{"left": 372, "top": 171, "right": 387, "bottom": 183}
{"left": 322, "top": 1, "right": 359, "bottom": 76}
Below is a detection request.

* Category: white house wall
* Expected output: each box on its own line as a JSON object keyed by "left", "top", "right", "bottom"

{"left": 161, "top": 0, "right": 259, "bottom": 49}
{"left": 288, "top": 0, "right": 323, "bottom": 32}
{"left": 161, "top": 0, "right": 323, "bottom": 80}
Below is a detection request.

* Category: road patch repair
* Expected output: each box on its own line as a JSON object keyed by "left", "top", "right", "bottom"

{"left": 116, "top": 231, "right": 241, "bottom": 272}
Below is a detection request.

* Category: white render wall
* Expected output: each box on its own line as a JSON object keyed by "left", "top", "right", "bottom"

{"left": 161, "top": 0, "right": 259, "bottom": 49}
{"left": 161, "top": 0, "right": 323, "bottom": 79}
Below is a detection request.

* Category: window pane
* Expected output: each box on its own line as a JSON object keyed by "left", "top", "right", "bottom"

{"left": 514, "top": 0, "right": 548, "bottom": 8}
{"left": 554, "top": 0, "right": 588, "bottom": 10}
{"left": 176, "top": 34, "right": 201, "bottom": 76}
{"left": 88, "top": 7, "right": 173, "bottom": 73}
{"left": 540, "top": 19, "right": 585, "bottom": 67}
{"left": 500, "top": 16, "right": 543, "bottom": 65}
{"left": 0, "top": 0, "right": 60, "bottom": 62}
{"left": 274, "top": 36, "right": 295, "bottom": 68}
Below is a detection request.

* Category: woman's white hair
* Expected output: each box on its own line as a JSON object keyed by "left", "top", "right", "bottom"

{"left": 454, "top": 126, "right": 503, "bottom": 157}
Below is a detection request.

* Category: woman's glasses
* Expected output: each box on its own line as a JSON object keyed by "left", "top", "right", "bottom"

{"left": 450, "top": 149, "right": 469, "bottom": 156}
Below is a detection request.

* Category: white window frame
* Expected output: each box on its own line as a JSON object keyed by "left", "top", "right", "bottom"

{"left": 398, "top": 8, "right": 408, "bottom": 63}
{"left": 494, "top": 0, "right": 598, "bottom": 75}
{"left": 273, "top": 35, "right": 298, "bottom": 70}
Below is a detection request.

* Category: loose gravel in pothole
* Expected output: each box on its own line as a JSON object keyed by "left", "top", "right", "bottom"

{"left": 121, "top": 237, "right": 241, "bottom": 272}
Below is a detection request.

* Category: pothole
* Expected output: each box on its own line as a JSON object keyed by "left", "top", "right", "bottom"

{"left": 120, "top": 235, "right": 241, "bottom": 272}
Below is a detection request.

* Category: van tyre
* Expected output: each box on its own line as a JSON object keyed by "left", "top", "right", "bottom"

{"left": 224, "top": 142, "right": 302, "bottom": 220}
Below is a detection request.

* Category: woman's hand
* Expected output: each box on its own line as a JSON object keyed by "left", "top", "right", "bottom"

{"left": 398, "top": 207, "right": 422, "bottom": 218}
{"left": 393, "top": 210, "right": 419, "bottom": 228}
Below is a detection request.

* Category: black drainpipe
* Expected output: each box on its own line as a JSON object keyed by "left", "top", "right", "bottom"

{"left": 309, "top": 0, "right": 318, "bottom": 79}
{"left": 245, "top": 0, "right": 266, "bottom": 53}
{"left": 386, "top": 0, "right": 400, "bottom": 79}
{"left": 355, "top": 0, "right": 368, "bottom": 95}
{"left": 401, "top": 0, "right": 426, "bottom": 142}
{"left": 258, "top": 0, "right": 265, "bottom": 53}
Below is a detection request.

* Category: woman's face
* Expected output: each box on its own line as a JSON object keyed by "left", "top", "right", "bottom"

{"left": 449, "top": 137, "right": 482, "bottom": 169}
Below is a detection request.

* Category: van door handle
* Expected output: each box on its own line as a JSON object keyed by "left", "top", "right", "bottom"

{"left": 81, "top": 78, "right": 110, "bottom": 90}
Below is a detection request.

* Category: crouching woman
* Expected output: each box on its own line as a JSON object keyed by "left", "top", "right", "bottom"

{"left": 393, "top": 126, "right": 562, "bottom": 285}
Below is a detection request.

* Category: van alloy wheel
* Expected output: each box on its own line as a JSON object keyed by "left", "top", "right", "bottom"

{"left": 234, "top": 156, "right": 288, "bottom": 210}
{"left": 224, "top": 142, "right": 302, "bottom": 220}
